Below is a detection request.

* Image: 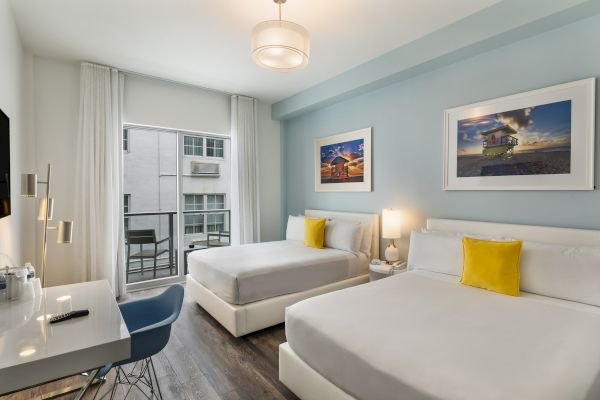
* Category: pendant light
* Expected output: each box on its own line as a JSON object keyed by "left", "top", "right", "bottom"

{"left": 251, "top": 0, "right": 310, "bottom": 71}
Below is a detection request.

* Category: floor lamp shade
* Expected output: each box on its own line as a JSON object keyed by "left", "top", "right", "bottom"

{"left": 21, "top": 174, "right": 37, "bottom": 197}
{"left": 57, "top": 220, "right": 73, "bottom": 244}
{"left": 37, "top": 197, "right": 54, "bottom": 221}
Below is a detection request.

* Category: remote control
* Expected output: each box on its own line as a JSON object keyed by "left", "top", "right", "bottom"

{"left": 49, "top": 309, "right": 90, "bottom": 324}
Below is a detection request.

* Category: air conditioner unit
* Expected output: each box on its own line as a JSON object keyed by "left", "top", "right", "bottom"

{"left": 191, "top": 161, "right": 220, "bottom": 177}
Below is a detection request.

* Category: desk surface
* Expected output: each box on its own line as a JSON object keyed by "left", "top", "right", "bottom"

{"left": 0, "top": 280, "right": 130, "bottom": 394}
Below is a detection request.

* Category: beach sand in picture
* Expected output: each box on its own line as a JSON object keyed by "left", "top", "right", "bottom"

{"left": 457, "top": 150, "right": 570, "bottom": 177}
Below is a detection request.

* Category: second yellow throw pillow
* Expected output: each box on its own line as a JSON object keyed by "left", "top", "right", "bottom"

{"left": 460, "top": 237, "right": 522, "bottom": 296}
{"left": 304, "top": 217, "right": 326, "bottom": 249}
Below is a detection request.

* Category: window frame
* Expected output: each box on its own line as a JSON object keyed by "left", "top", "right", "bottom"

{"left": 123, "top": 129, "right": 129, "bottom": 152}
{"left": 206, "top": 138, "right": 224, "bottom": 158}
{"left": 183, "top": 135, "right": 203, "bottom": 157}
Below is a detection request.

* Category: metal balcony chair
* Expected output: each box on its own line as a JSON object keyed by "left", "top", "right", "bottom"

{"left": 126, "top": 229, "right": 170, "bottom": 279}
{"left": 93, "top": 284, "right": 185, "bottom": 400}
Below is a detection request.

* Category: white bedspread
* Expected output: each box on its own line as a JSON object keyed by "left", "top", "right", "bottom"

{"left": 286, "top": 270, "right": 600, "bottom": 400}
{"left": 188, "top": 240, "right": 367, "bottom": 305}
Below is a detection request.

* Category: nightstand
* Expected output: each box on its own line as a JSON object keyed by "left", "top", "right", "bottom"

{"left": 369, "top": 261, "right": 407, "bottom": 281}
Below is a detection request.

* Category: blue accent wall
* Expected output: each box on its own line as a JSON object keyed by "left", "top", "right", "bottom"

{"left": 283, "top": 15, "right": 600, "bottom": 255}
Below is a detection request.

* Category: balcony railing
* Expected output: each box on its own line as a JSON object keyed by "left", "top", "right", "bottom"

{"left": 124, "top": 210, "right": 231, "bottom": 283}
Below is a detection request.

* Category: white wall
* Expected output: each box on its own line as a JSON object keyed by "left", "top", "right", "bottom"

{"left": 27, "top": 58, "right": 283, "bottom": 284}
{"left": 31, "top": 56, "right": 80, "bottom": 285}
{"left": 0, "top": 0, "right": 35, "bottom": 269}
{"left": 257, "top": 100, "right": 282, "bottom": 241}
{"left": 124, "top": 74, "right": 231, "bottom": 135}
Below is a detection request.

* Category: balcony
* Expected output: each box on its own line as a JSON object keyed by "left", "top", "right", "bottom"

{"left": 125, "top": 210, "right": 230, "bottom": 284}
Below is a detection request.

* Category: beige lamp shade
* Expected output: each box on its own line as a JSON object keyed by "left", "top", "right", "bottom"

{"left": 57, "top": 220, "right": 73, "bottom": 244}
{"left": 252, "top": 20, "right": 310, "bottom": 71}
{"left": 382, "top": 208, "right": 402, "bottom": 239}
{"left": 21, "top": 174, "right": 37, "bottom": 197}
{"left": 37, "top": 197, "right": 54, "bottom": 221}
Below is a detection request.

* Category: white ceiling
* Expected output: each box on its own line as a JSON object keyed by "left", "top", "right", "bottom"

{"left": 9, "top": 0, "right": 500, "bottom": 103}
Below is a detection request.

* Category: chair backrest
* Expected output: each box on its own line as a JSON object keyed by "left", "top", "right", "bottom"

{"left": 159, "top": 284, "right": 185, "bottom": 325}
{"left": 127, "top": 229, "right": 156, "bottom": 244}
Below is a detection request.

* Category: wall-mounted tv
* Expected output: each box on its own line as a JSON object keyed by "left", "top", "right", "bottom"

{"left": 0, "top": 108, "right": 10, "bottom": 219}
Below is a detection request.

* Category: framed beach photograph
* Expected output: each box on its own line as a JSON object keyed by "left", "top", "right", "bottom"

{"left": 315, "top": 127, "right": 372, "bottom": 192}
{"left": 444, "top": 78, "right": 595, "bottom": 190}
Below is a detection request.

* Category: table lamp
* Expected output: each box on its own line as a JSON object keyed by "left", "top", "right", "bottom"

{"left": 382, "top": 208, "right": 402, "bottom": 262}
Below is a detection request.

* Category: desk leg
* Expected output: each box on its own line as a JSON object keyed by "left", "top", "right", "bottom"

{"left": 73, "top": 369, "right": 100, "bottom": 400}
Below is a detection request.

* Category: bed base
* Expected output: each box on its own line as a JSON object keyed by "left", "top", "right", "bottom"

{"left": 279, "top": 342, "right": 355, "bottom": 400}
{"left": 186, "top": 274, "right": 369, "bottom": 337}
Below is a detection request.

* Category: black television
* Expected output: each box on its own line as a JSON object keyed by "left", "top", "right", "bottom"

{"left": 0, "top": 108, "right": 10, "bottom": 219}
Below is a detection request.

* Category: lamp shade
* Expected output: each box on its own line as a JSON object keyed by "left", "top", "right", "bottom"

{"left": 252, "top": 20, "right": 310, "bottom": 71}
{"left": 57, "top": 220, "right": 73, "bottom": 244}
{"left": 21, "top": 174, "right": 37, "bottom": 197}
{"left": 37, "top": 197, "right": 54, "bottom": 221}
{"left": 382, "top": 209, "right": 402, "bottom": 239}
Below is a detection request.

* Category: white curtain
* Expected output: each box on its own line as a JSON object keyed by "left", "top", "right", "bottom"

{"left": 230, "top": 95, "right": 260, "bottom": 245}
{"left": 74, "top": 62, "right": 125, "bottom": 296}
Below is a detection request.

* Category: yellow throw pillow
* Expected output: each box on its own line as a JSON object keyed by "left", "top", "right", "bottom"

{"left": 304, "top": 217, "right": 326, "bottom": 249}
{"left": 460, "top": 237, "right": 522, "bottom": 296}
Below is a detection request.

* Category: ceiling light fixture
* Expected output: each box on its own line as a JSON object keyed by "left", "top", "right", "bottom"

{"left": 251, "top": 0, "right": 310, "bottom": 71}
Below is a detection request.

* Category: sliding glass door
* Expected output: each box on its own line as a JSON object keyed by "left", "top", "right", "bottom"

{"left": 123, "top": 124, "right": 231, "bottom": 290}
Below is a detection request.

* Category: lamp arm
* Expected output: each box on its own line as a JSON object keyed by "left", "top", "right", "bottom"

{"left": 40, "top": 164, "right": 51, "bottom": 288}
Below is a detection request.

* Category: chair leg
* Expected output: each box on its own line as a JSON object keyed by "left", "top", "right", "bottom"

{"left": 149, "top": 357, "right": 163, "bottom": 400}
{"left": 140, "top": 244, "right": 144, "bottom": 275}
{"left": 153, "top": 256, "right": 157, "bottom": 279}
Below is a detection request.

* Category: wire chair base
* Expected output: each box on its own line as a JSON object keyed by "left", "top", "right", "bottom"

{"left": 93, "top": 357, "right": 163, "bottom": 400}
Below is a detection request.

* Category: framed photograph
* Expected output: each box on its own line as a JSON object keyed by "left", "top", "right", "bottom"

{"left": 315, "top": 127, "right": 372, "bottom": 192}
{"left": 444, "top": 78, "right": 595, "bottom": 190}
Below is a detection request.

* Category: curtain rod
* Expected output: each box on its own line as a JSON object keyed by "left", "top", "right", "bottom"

{"left": 83, "top": 60, "right": 244, "bottom": 97}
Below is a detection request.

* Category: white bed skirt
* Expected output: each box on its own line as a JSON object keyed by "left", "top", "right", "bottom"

{"left": 186, "top": 273, "right": 369, "bottom": 337}
{"left": 279, "top": 342, "right": 356, "bottom": 400}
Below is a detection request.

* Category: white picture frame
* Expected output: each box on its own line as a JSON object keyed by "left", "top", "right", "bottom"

{"left": 315, "top": 127, "right": 372, "bottom": 192}
{"left": 444, "top": 78, "right": 595, "bottom": 190}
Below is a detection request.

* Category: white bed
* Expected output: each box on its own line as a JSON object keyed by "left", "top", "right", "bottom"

{"left": 280, "top": 218, "right": 600, "bottom": 400}
{"left": 186, "top": 209, "right": 379, "bottom": 337}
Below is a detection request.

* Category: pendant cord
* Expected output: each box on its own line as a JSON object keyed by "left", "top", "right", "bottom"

{"left": 278, "top": 2, "right": 282, "bottom": 21}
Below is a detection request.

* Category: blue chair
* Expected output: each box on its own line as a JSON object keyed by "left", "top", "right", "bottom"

{"left": 94, "top": 284, "right": 185, "bottom": 400}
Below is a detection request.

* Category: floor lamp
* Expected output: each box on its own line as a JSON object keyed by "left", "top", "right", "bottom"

{"left": 21, "top": 164, "right": 73, "bottom": 287}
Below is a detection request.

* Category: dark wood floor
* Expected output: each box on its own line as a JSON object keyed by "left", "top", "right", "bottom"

{"left": 2, "top": 286, "right": 299, "bottom": 400}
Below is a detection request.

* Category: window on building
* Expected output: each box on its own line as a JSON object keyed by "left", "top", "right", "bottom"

{"left": 184, "top": 194, "right": 204, "bottom": 211}
{"left": 184, "top": 135, "right": 203, "bottom": 156}
{"left": 206, "top": 194, "right": 225, "bottom": 210}
{"left": 123, "top": 129, "right": 129, "bottom": 151}
{"left": 185, "top": 214, "right": 204, "bottom": 234}
{"left": 206, "top": 138, "right": 224, "bottom": 158}
{"left": 207, "top": 213, "right": 225, "bottom": 233}
{"left": 124, "top": 194, "right": 131, "bottom": 232}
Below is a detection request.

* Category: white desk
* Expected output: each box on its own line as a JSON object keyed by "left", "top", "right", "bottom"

{"left": 0, "top": 280, "right": 130, "bottom": 395}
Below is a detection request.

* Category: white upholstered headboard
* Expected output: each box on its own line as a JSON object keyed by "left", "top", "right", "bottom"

{"left": 306, "top": 209, "right": 379, "bottom": 258}
{"left": 427, "top": 218, "right": 600, "bottom": 247}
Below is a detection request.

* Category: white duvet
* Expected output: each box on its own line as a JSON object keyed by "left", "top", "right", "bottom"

{"left": 187, "top": 240, "right": 367, "bottom": 305}
{"left": 286, "top": 270, "right": 600, "bottom": 400}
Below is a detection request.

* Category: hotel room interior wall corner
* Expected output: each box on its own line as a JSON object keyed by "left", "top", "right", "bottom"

{"left": 0, "top": 1, "right": 36, "bottom": 268}
{"left": 282, "top": 13, "right": 600, "bottom": 245}
{"left": 31, "top": 56, "right": 81, "bottom": 285}
{"left": 257, "top": 100, "right": 283, "bottom": 242}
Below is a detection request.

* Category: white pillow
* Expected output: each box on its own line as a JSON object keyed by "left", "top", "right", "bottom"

{"left": 407, "top": 230, "right": 463, "bottom": 276}
{"left": 360, "top": 223, "right": 373, "bottom": 257}
{"left": 520, "top": 241, "right": 600, "bottom": 307}
{"left": 324, "top": 219, "right": 362, "bottom": 254}
{"left": 286, "top": 215, "right": 304, "bottom": 241}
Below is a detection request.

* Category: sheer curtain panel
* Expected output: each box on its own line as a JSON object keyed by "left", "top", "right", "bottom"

{"left": 230, "top": 95, "right": 261, "bottom": 245}
{"left": 74, "top": 62, "right": 125, "bottom": 296}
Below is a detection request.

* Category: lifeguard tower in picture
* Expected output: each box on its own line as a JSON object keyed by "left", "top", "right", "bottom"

{"left": 330, "top": 156, "right": 350, "bottom": 179}
{"left": 480, "top": 125, "right": 519, "bottom": 159}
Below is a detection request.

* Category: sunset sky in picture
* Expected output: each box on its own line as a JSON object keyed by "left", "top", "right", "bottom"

{"left": 320, "top": 139, "right": 365, "bottom": 177}
{"left": 457, "top": 100, "right": 571, "bottom": 155}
